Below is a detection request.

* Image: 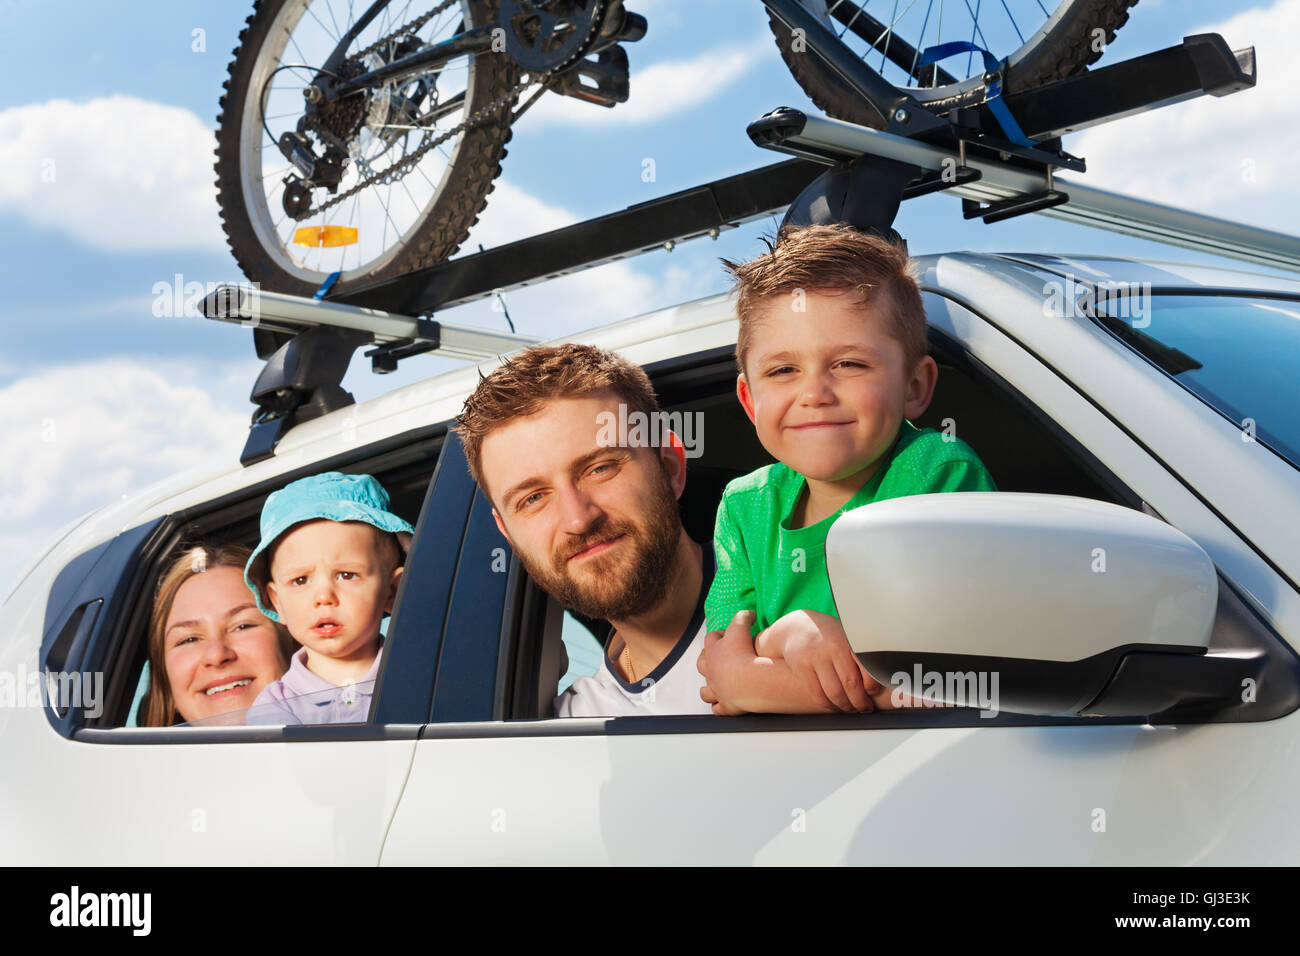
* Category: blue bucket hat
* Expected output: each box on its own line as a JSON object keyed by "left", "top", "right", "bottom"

{"left": 244, "top": 471, "right": 415, "bottom": 621}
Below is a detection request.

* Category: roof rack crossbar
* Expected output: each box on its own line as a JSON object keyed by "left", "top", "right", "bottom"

{"left": 755, "top": 112, "right": 1300, "bottom": 275}
{"left": 201, "top": 285, "right": 541, "bottom": 361}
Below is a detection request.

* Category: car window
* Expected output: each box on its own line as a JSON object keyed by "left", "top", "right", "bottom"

{"left": 1093, "top": 294, "right": 1300, "bottom": 469}
{"left": 48, "top": 426, "right": 456, "bottom": 739}
{"left": 506, "top": 344, "right": 1148, "bottom": 725}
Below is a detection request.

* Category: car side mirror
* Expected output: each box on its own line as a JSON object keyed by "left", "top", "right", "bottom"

{"left": 826, "top": 493, "right": 1221, "bottom": 717}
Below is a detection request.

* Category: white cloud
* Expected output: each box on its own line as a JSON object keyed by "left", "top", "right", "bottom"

{"left": 0, "top": 95, "right": 224, "bottom": 252}
{"left": 525, "top": 34, "right": 771, "bottom": 127}
{"left": 1068, "top": 0, "right": 1300, "bottom": 232}
{"left": 0, "top": 359, "right": 249, "bottom": 597}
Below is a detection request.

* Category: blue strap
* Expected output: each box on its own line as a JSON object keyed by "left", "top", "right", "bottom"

{"left": 918, "top": 40, "right": 1034, "bottom": 147}
{"left": 313, "top": 270, "right": 341, "bottom": 299}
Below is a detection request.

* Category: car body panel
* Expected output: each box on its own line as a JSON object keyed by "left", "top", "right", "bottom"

{"left": 381, "top": 714, "right": 1300, "bottom": 865}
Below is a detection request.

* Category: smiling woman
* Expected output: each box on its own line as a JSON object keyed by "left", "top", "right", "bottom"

{"left": 143, "top": 543, "right": 297, "bottom": 727}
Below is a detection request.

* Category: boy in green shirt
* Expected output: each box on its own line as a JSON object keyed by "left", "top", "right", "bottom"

{"left": 700, "top": 224, "right": 995, "bottom": 715}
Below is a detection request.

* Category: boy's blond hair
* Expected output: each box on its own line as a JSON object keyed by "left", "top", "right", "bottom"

{"left": 722, "top": 224, "right": 927, "bottom": 375}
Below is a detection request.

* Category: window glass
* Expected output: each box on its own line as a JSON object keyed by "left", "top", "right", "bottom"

{"left": 558, "top": 611, "right": 604, "bottom": 694}
{"left": 1094, "top": 295, "right": 1300, "bottom": 468}
{"left": 127, "top": 661, "right": 150, "bottom": 727}
{"left": 176, "top": 683, "right": 374, "bottom": 727}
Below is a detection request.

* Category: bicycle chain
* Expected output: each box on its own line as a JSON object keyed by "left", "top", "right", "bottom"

{"left": 302, "top": 0, "right": 607, "bottom": 218}
{"left": 354, "top": 0, "right": 459, "bottom": 63}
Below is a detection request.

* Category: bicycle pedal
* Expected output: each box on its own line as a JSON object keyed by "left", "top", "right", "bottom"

{"left": 555, "top": 46, "right": 630, "bottom": 107}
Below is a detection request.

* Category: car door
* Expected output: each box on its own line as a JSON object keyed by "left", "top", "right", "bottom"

{"left": 382, "top": 310, "right": 1300, "bottom": 865}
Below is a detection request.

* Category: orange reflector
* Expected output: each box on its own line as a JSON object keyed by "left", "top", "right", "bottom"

{"left": 293, "top": 225, "right": 358, "bottom": 247}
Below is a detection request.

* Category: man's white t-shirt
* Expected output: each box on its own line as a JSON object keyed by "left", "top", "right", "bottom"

{"left": 554, "top": 545, "right": 716, "bottom": 718}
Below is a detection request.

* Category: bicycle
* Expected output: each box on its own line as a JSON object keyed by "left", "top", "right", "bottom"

{"left": 214, "top": 0, "right": 1138, "bottom": 297}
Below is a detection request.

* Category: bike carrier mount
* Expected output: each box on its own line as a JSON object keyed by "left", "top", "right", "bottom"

{"left": 201, "top": 24, "right": 1296, "bottom": 466}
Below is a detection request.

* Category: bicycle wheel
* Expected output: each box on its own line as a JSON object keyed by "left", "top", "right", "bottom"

{"left": 771, "top": 0, "right": 1139, "bottom": 129}
{"left": 215, "top": 0, "right": 518, "bottom": 297}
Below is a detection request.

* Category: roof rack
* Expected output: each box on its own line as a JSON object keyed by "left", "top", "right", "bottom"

{"left": 210, "top": 28, "right": 1297, "bottom": 466}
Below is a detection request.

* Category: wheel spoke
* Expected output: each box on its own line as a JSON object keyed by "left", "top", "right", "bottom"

{"left": 935, "top": 0, "right": 943, "bottom": 85}
{"left": 303, "top": 3, "right": 338, "bottom": 41}
{"left": 288, "top": 33, "right": 311, "bottom": 67}
{"left": 398, "top": 173, "right": 423, "bottom": 221}
{"left": 966, "top": 0, "right": 981, "bottom": 75}
{"left": 910, "top": 0, "right": 936, "bottom": 83}
{"left": 259, "top": 164, "right": 293, "bottom": 182}
{"left": 345, "top": 190, "right": 360, "bottom": 272}
{"left": 880, "top": 0, "right": 899, "bottom": 75}
{"left": 324, "top": 1, "right": 344, "bottom": 41}
{"left": 962, "top": 0, "right": 992, "bottom": 54}
{"left": 1000, "top": 0, "right": 1026, "bottom": 44}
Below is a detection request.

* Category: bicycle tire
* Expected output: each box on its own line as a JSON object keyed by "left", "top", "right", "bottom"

{"left": 215, "top": 0, "right": 518, "bottom": 297}
{"left": 771, "top": 0, "right": 1139, "bottom": 130}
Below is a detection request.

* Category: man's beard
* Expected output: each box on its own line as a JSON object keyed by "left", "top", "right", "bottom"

{"left": 516, "top": 467, "right": 682, "bottom": 621}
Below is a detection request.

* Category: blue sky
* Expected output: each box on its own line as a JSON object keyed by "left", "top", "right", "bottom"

{"left": 2, "top": 0, "right": 1298, "bottom": 596}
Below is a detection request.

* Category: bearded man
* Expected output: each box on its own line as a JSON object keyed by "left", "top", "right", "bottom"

{"left": 456, "top": 344, "right": 713, "bottom": 716}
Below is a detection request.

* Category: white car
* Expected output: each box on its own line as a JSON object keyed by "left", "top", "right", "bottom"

{"left": 3, "top": 251, "right": 1298, "bottom": 865}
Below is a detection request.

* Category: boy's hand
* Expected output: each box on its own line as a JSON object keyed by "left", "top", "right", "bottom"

{"left": 768, "top": 609, "right": 883, "bottom": 713}
{"left": 697, "top": 611, "right": 759, "bottom": 716}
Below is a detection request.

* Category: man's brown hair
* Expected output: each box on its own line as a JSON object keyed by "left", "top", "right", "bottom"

{"left": 457, "top": 344, "right": 662, "bottom": 497}
{"left": 722, "top": 223, "right": 927, "bottom": 375}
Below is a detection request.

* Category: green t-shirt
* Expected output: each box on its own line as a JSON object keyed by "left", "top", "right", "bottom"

{"left": 704, "top": 420, "right": 996, "bottom": 634}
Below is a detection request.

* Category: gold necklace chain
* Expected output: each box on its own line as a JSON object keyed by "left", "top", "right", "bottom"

{"left": 621, "top": 642, "right": 635, "bottom": 682}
